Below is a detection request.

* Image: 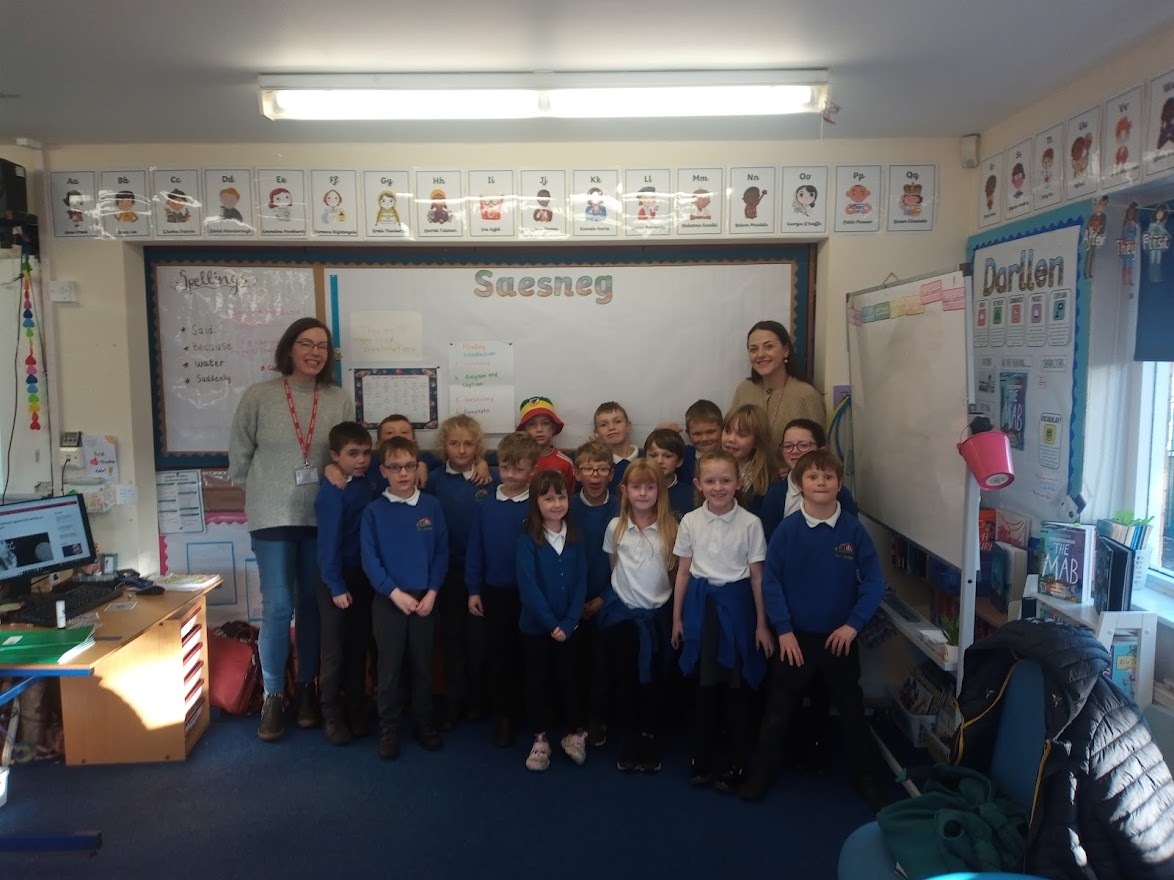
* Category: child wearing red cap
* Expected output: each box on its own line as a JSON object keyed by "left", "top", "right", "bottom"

{"left": 517, "top": 397, "right": 576, "bottom": 491}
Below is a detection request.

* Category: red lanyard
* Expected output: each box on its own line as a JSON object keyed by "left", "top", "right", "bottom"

{"left": 284, "top": 379, "right": 319, "bottom": 465}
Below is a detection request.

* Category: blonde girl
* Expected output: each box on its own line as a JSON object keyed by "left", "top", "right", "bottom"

{"left": 721, "top": 404, "right": 778, "bottom": 516}
{"left": 597, "top": 461, "right": 678, "bottom": 772}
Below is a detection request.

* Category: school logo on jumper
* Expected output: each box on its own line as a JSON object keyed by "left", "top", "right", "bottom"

{"left": 474, "top": 489, "right": 491, "bottom": 502}
{"left": 834, "top": 542, "right": 855, "bottom": 559}
{"left": 416, "top": 517, "right": 433, "bottom": 531}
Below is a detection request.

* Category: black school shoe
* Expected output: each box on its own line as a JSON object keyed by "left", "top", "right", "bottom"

{"left": 688, "top": 757, "right": 714, "bottom": 786}
{"left": 738, "top": 768, "right": 771, "bottom": 803}
{"left": 637, "top": 734, "right": 661, "bottom": 773}
{"left": 616, "top": 738, "right": 639, "bottom": 773}
{"left": 378, "top": 726, "right": 401, "bottom": 760}
{"left": 296, "top": 682, "right": 322, "bottom": 728}
{"left": 589, "top": 719, "right": 607, "bottom": 747}
{"left": 713, "top": 765, "right": 744, "bottom": 794}
{"left": 323, "top": 716, "right": 352, "bottom": 746}
{"left": 415, "top": 724, "right": 444, "bottom": 751}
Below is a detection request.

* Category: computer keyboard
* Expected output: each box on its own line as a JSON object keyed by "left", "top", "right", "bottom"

{"left": 7, "top": 582, "right": 124, "bottom": 626}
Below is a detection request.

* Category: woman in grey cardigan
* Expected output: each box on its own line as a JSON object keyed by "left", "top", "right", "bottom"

{"left": 229, "top": 317, "right": 354, "bottom": 742}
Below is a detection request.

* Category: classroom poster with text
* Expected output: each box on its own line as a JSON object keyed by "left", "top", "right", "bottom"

{"left": 970, "top": 212, "right": 1085, "bottom": 527}
{"left": 1033, "top": 125, "right": 1064, "bottom": 211}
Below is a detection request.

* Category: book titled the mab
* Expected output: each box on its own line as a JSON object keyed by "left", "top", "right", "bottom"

{"left": 1039, "top": 522, "right": 1096, "bottom": 604}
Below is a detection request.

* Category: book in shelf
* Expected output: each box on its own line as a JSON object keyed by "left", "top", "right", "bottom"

{"left": 1093, "top": 534, "right": 1135, "bottom": 613}
{"left": 995, "top": 507, "right": 1032, "bottom": 550}
{"left": 0, "top": 624, "right": 96, "bottom": 664}
{"left": 991, "top": 541, "right": 1029, "bottom": 612}
{"left": 1039, "top": 522, "right": 1096, "bottom": 604}
{"left": 1106, "top": 633, "right": 1140, "bottom": 700}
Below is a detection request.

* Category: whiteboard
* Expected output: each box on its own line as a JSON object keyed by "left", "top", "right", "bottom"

{"left": 846, "top": 270, "right": 973, "bottom": 568}
{"left": 328, "top": 261, "right": 793, "bottom": 447}
{"left": 152, "top": 265, "right": 315, "bottom": 458}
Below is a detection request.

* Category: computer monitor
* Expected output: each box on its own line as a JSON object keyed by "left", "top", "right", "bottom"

{"left": 0, "top": 494, "right": 97, "bottom": 598}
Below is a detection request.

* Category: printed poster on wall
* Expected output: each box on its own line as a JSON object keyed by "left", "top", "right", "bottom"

{"left": 98, "top": 169, "right": 151, "bottom": 238}
{"left": 1064, "top": 106, "right": 1100, "bottom": 201}
{"left": 571, "top": 169, "right": 620, "bottom": 238}
{"left": 50, "top": 170, "right": 97, "bottom": 238}
{"left": 519, "top": 170, "right": 567, "bottom": 239}
{"left": 152, "top": 169, "right": 202, "bottom": 237}
{"left": 675, "top": 167, "right": 723, "bottom": 236}
{"left": 256, "top": 169, "right": 307, "bottom": 237}
{"left": 363, "top": 170, "right": 412, "bottom": 238}
{"left": 728, "top": 166, "right": 777, "bottom": 235}
{"left": 310, "top": 169, "right": 359, "bottom": 237}
{"left": 780, "top": 166, "right": 827, "bottom": 235}
{"left": 1144, "top": 66, "right": 1174, "bottom": 177}
{"left": 415, "top": 170, "right": 464, "bottom": 238}
{"left": 969, "top": 210, "right": 1086, "bottom": 528}
{"left": 1032, "top": 125, "right": 1064, "bottom": 211}
{"left": 468, "top": 169, "right": 517, "bottom": 238}
{"left": 623, "top": 168, "right": 672, "bottom": 237}
{"left": 1101, "top": 85, "right": 1143, "bottom": 191}
{"left": 203, "top": 169, "right": 254, "bottom": 238}
{"left": 1004, "top": 140, "right": 1033, "bottom": 219}
{"left": 833, "top": 165, "right": 881, "bottom": 233}
{"left": 886, "top": 164, "right": 935, "bottom": 232}
{"left": 977, "top": 154, "right": 1003, "bottom": 228}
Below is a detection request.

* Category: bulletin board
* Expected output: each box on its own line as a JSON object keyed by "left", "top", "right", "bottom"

{"left": 146, "top": 244, "right": 815, "bottom": 469}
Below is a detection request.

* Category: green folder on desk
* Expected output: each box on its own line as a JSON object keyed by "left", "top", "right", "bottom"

{"left": 0, "top": 626, "right": 97, "bottom": 664}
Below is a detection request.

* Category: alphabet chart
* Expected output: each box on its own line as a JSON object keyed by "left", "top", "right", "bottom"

{"left": 468, "top": 169, "right": 517, "bottom": 238}
{"left": 98, "top": 169, "right": 151, "bottom": 238}
{"left": 257, "top": 169, "right": 307, "bottom": 236}
{"left": 415, "top": 170, "right": 464, "bottom": 238}
{"left": 728, "top": 166, "right": 777, "bottom": 235}
{"left": 886, "top": 164, "right": 935, "bottom": 232}
{"left": 519, "top": 170, "right": 567, "bottom": 239}
{"left": 781, "top": 166, "right": 827, "bottom": 234}
{"left": 571, "top": 169, "right": 620, "bottom": 237}
{"left": 50, "top": 170, "right": 97, "bottom": 238}
{"left": 834, "top": 165, "right": 881, "bottom": 233}
{"left": 622, "top": 168, "right": 671, "bottom": 237}
{"left": 203, "top": 169, "right": 254, "bottom": 237}
{"left": 675, "top": 167, "right": 723, "bottom": 236}
{"left": 311, "top": 169, "right": 359, "bottom": 237}
{"left": 152, "top": 169, "right": 203, "bottom": 236}
{"left": 363, "top": 170, "right": 412, "bottom": 238}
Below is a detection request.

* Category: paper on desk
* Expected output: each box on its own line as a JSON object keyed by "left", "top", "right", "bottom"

{"left": 104, "top": 600, "right": 137, "bottom": 612}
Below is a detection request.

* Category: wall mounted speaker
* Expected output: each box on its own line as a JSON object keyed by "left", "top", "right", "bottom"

{"left": 960, "top": 134, "right": 980, "bottom": 169}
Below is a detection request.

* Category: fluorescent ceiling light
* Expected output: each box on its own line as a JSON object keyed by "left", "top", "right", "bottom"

{"left": 259, "top": 72, "right": 828, "bottom": 121}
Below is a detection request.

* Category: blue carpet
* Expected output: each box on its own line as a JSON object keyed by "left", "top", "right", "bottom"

{"left": 0, "top": 713, "right": 880, "bottom": 879}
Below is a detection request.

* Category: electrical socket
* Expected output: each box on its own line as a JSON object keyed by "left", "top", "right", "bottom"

{"left": 60, "top": 448, "right": 81, "bottom": 469}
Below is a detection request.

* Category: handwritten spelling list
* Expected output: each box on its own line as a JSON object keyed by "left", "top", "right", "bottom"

{"left": 448, "top": 342, "right": 515, "bottom": 433}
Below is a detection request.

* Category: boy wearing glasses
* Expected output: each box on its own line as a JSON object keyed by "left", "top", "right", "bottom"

{"left": 571, "top": 440, "right": 620, "bottom": 746}
{"left": 759, "top": 418, "right": 857, "bottom": 541}
{"left": 360, "top": 436, "right": 450, "bottom": 760}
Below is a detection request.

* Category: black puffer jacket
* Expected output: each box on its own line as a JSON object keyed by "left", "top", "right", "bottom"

{"left": 954, "top": 618, "right": 1174, "bottom": 879}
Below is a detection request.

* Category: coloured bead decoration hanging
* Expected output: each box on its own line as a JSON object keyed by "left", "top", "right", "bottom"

{"left": 21, "top": 257, "right": 40, "bottom": 431}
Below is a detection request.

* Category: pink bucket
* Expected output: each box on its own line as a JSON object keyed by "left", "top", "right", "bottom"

{"left": 957, "top": 427, "right": 1015, "bottom": 490}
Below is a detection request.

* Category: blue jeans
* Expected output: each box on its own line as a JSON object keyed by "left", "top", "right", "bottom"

{"left": 252, "top": 535, "right": 321, "bottom": 694}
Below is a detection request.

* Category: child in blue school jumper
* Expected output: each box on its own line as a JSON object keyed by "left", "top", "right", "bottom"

{"left": 740, "top": 448, "right": 887, "bottom": 809}
{"left": 644, "top": 427, "right": 696, "bottom": 519}
{"left": 593, "top": 401, "right": 642, "bottom": 491}
{"left": 671, "top": 398, "right": 724, "bottom": 485}
{"left": 597, "top": 460, "right": 678, "bottom": 773}
{"left": 360, "top": 436, "right": 449, "bottom": 760}
{"left": 759, "top": 418, "right": 858, "bottom": 541}
{"left": 721, "top": 403, "right": 778, "bottom": 519}
{"left": 466, "top": 431, "right": 540, "bottom": 749}
{"left": 425, "top": 413, "right": 494, "bottom": 729}
{"left": 315, "top": 420, "right": 378, "bottom": 746}
{"left": 570, "top": 440, "right": 620, "bottom": 746}
{"left": 516, "top": 469, "right": 589, "bottom": 771}
{"left": 671, "top": 449, "right": 773, "bottom": 792}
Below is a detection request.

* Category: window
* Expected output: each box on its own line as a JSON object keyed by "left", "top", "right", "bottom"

{"left": 1141, "top": 361, "right": 1174, "bottom": 597}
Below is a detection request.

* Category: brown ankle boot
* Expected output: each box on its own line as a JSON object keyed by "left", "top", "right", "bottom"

{"left": 258, "top": 693, "right": 285, "bottom": 742}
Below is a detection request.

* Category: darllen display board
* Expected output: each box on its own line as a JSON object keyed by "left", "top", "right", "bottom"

{"left": 846, "top": 269, "right": 975, "bottom": 569}
{"left": 146, "top": 244, "right": 815, "bottom": 469}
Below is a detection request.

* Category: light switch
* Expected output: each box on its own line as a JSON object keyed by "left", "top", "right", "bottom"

{"left": 49, "top": 281, "right": 78, "bottom": 303}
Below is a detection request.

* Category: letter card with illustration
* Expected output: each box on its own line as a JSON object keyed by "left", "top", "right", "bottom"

{"left": 834, "top": 165, "right": 881, "bottom": 233}
{"left": 571, "top": 169, "right": 620, "bottom": 238}
{"left": 415, "top": 170, "right": 465, "bottom": 238}
{"left": 887, "top": 164, "right": 936, "bottom": 232}
{"left": 363, "top": 170, "right": 412, "bottom": 239}
{"left": 728, "top": 166, "right": 777, "bottom": 235}
{"left": 50, "top": 170, "right": 98, "bottom": 239}
{"left": 675, "top": 167, "right": 723, "bottom": 236}
{"left": 780, "top": 166, "right": 827, "bottom": 235}
{"left": 623, "top": 169, "right": 672, "bottom": 237}
{"left": 257, "top": 169, "right": 307, "bottom": 237}
{"left": 1004, "top": 141, "right": 1033, "bottom": 219}
{"left": 519, "top": 170, "right": 567, "bottom": 239}
{"left": 203, "top": 169, "right": 255, "bottom": 238}
{"left": 977, "top": 154, "right": 1003, "bottom": 229}
{"left": 1032, "top": 125, "right": 1064, "bottom": 211}
{"left": 1101, "top": 85, "right": 1143, "bottom": 191}
{"left": 98, "top": 170, "right": 151, "bottom": 239}
{"left": 310, "top": 170, "right": 359, "bottom": 237}
{"left": 152, "top": 169, "right": 203, "bottom": 237}
{"left": 468, "top": 170, "right": 517, "bottom": 238}
{"left": 1144, "top": 66, "right": 1174, "bottom": 177}
{"left": 1064, "top": 106, "right": 1100, "bottom": 201}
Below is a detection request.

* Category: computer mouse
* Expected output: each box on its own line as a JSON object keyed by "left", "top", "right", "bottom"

{"left": 135, "top": 585, "right": 165, "bottom": 597}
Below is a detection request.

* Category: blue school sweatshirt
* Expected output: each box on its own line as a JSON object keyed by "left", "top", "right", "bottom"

{"left": 360, "top": 492, "right": 449, "bottom": 597}
{"left": 667, "top": 477, "right": 695, "bottom": 520}
{"left": 570, "top": 491, "right": 619, "bottom": 600}
{"left": 759, "top": 477, "right": 858, "bottom": 542}
{"left": 425, "top": 469, "right": 495, "bottom": 564}
{"left": 315, "top": 475, "right": 378, "bottom": 597}
{"left": 516, "top": 535, "right": 588, "bottom": 637}
{"left": 762, "top": 508, "right": 884, "bottom": 635}
{"left": 679, "top": 445, "right": 698, "bottom": 484}
{"left": 465, "top": 494, "right": 530, "bottom": 595}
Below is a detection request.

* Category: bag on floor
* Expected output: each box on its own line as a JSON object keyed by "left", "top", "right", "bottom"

{"left": 209, "top": 621, "right": 262, "bottom": 715}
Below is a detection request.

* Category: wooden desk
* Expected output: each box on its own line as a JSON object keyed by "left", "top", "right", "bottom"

{"left": 0, "top": 582, "right": 218, "bottom": 766}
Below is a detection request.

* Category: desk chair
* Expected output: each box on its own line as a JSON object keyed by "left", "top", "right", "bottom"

{"left": 837, "top": 659, "right": 1046, "bottom": 880}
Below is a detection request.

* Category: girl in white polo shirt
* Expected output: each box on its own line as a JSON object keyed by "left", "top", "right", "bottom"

{"left": 597, "top": 460, "right": 679, "bottom": 774}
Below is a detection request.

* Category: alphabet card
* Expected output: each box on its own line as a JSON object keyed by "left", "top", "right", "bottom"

{"left": 887, "top": 164, "right": 936, "bottom": 232}
{"left": 311, "top": 170, "right": 358, "bottom": 237}
{"left": 257, "top": 169, "right": 307, "bottom": 237}
{"left": 519, "top": 170, "right": 567, "bottom": 239}
{"left": 977, "top": 154, "right": 1003, "bottom": 228}
{"left": 1004, "top": 141, "right": 1032, "bottom": 219}
{"left": 623, "top": 169, "right": 671, "bottom": 237}
{"left": 203, "top": 169, "right": 254, "bottom": 237}
{"left": 363, "top": 171, "right": 411, "bottom": 238}
{"left": 728, "top": 166, "right": 777, "bottom": 235}
{"left": 571, "top": 169, "right": 620, "bottom": 237}
{"left": 675, "top": 167, "right": 722, "bottom": 236}
{"left": 415, "top": 170, "right": 464, "bottom": 238}
{"left": 1145, "top": 66, "right": 1174, "bottom": 177}
{"left": 1101, "top": 86, "right": 1142, "bottom": 191}
{"left": 468, "top": 169, "right": 516, "bottom": 238}
{"left": 834, "top": 165, "right": 881, "bottom": 233}
{"left": 1064, "top": 106, "right": 1100, "bottom": 201}
{"left": 1033, "top": 124, "right": 1064, "bottom": 210}
{"left": 780, "top": 166, "right": 827, "bottom": 235}
{"left": 98, "top": 170, "right": 150, "bottom": 238}
{"left": 152, "top": 169, "right": 202, "bottom": 237}
{"left": 50, "top": 170, "right": 97, "bottom": 238}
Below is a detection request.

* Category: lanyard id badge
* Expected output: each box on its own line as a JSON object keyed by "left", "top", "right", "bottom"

{"left": 285, "top": 379, "right": 320, "bottom": 486}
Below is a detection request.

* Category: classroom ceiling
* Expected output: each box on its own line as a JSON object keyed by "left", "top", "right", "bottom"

{"left": 4, "top": 1, "right": 1173, "bottom": 146}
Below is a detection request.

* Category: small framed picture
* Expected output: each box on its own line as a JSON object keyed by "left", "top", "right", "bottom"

{"left": 99, "top": 552, "right": 118, "bottom": 575}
